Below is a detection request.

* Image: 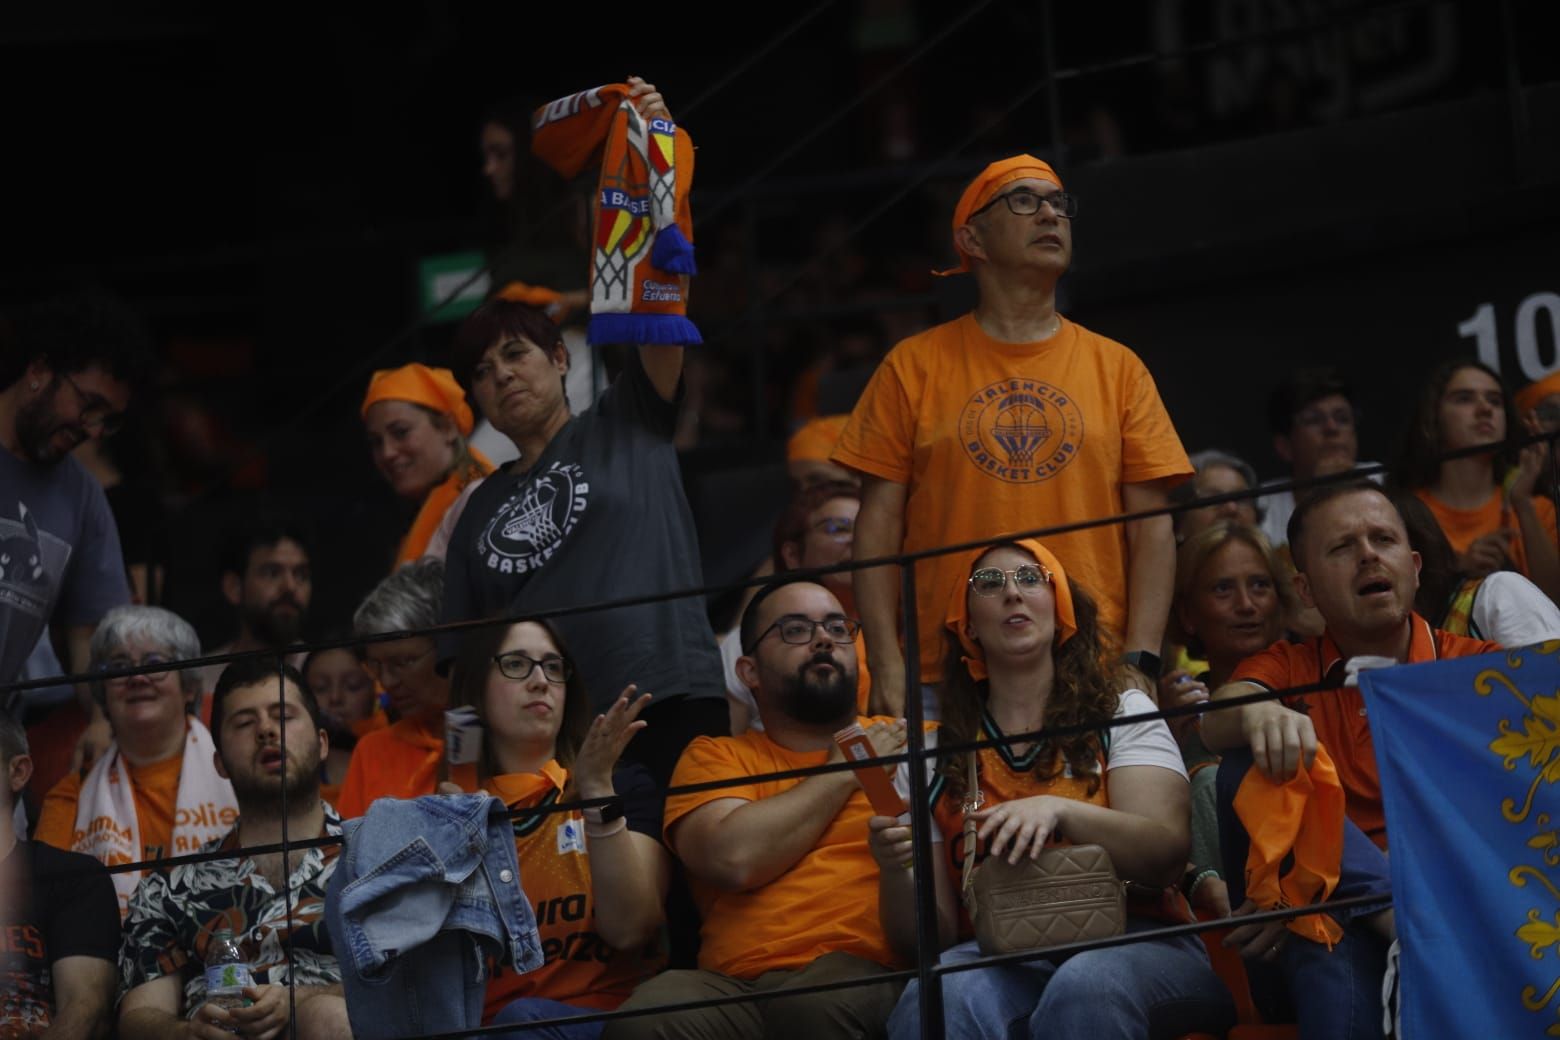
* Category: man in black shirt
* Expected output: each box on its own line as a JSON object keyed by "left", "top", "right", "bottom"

{"left": 0, "top": 709, "right": 119, "bottom": 1040}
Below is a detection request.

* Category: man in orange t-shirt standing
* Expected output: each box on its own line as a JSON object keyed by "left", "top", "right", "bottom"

{"left": 606, "top": 580, "right": 913, "bottom": 1040}
{"left": 833, "top": 155, "right": 1191, "bottom": 717}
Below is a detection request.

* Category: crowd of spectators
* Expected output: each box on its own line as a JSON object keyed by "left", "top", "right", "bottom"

{"left": 4, "top": 78, "right": 1558, "bottom": 1040}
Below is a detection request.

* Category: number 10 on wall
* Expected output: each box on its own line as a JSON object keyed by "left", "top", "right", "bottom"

{"left": 1459, "top": 292, "right": 1560, "bottom": 381}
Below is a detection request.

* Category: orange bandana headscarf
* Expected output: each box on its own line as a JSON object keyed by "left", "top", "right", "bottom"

{"left": 935, "top": 154, "right": 1064, "bottom": 276}
{"left": 944, "top": 538, "right": 1077, "bottom": 681}
{"left": 787, "top": 415, "right": 850, "bottom": 463}
{"left": 361, "top": 364, "right": 476, "bottom": 436}
{"left": 1516, "top": 370, "right": 1560, "bottom": 416}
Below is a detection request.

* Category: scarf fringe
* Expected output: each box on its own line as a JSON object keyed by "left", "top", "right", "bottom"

{"left": 588, "top": 313, "right": 702, "bottom": 348}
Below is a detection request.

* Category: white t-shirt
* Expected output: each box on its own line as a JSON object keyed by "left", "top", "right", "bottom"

{"left": 902, "top": 689, "right": 1185, "bottom": 842}
{"left": 1467, "top": 570, "right": 1560, "bottom": 645}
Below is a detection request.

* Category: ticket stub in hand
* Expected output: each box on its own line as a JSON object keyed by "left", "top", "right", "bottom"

{"left": 445, "top": 706, "right": 483, "bottom": 765}
{"left": 834, "top": 722, "right": 908, "bottom": 817}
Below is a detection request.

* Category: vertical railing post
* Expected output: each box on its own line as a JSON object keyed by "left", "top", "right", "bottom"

{"left": 1040, "top": 0, "right": 1067, "bottom": 166}
{"left": 901, "top": 562, "right": 945, "bottom": 1040}
{"left": 277, "top": 649, "right": 297, "bottom": 1034}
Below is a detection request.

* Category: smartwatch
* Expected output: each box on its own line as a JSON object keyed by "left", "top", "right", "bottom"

{"left": 582, "top": 798, "right": 626, "bottom": 826}
{"left": 1122, "top": 650, "right": 1162, "bottom": 680}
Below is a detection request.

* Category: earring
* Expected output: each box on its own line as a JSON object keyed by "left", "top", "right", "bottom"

{"left": 29, "top": 382, "right": 39, "bottom": 391}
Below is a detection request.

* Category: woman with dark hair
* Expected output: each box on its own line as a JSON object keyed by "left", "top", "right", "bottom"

{"left": 446, "top": 618, "right": 667, "bottom": 1040}
{"left": 439, "top": 259, "right": 727, "bottom": 787}
{"left": 881, "top": 539, "right": 1232, "bottom": 1040}
{"left": 1391, "top": 359, "right": 1560, "bottom": 600}
{"left": 1389, "top": 491, "right": 1560, "bottom": 643}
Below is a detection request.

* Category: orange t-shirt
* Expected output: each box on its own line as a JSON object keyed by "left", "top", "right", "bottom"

{"left": 35, "top": 752, "right": 182, "bottom": 862}
{"left": 1231, "top": 615, "right": 1500, "bottom": 848}
{"left": 333, "top": 716, "right": 475, "bottom": 819}
{"left": 1414, "top": 487, "right": 1557, "bottom": 578}
{"left": 477, "top": 764, "right": 664, "bottom": 1018}
{"left": 664, "top": 717, "right": 900, "bottom": 979}
{"left": 832, "top": 314, "right": 1191, "bottom": 679}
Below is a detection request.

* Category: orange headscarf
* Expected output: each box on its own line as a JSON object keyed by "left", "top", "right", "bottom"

{"left": 935, "top": 154, "right": 1064, "bottom": 276}
{"left": 1516, "top": 370, "right": 1560, "bottom": 416}
{"left": 787, "top": 415, "right": 850, "bottom": 463}
{"left": 361, "top": 364, "right": 476, "bottom": 436}
{"left": 944, "top": 538, "right": 1077, "bottom": 681}
{"left": 360, "top": 364, "right": 493, "bottom": 566}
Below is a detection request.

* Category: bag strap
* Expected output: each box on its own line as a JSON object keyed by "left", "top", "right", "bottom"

{"left": 960, "top": 751, "right": 983, "bottom": 896}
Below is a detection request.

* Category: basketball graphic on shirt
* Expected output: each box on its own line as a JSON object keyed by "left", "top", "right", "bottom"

{"left": 480, "top": 463, "right": 590, "bottom": 575}
{"left": 959, "top": 379, "right": 1084, "bottom": 483}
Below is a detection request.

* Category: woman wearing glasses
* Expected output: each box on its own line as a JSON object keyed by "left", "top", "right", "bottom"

{"left": 35, "top": 605, "right": 238, "bottom": 918}
{"left": 448, "top": 618, "right": 667, "bottom": 1040}
{"left": 882, "top": 539, "right": 1232, "bottom": 1040}
{"left": 334, "top": 559, "right": 462, "bottom": 817}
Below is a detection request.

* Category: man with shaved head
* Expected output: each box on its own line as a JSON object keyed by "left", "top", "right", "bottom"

{"left": 833, "top": 155, "right": 1191, "bottom": 719}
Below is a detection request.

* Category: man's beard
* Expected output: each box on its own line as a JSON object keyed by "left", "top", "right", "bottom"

{"left": 12, "top": 391, "right": 80, "bottom": 466}
{"left": 243, "top": 597, "right": 307, "bottom": 649}
{"left": 776, "top": 651, "right": 857, "bottom": 726}
{"left": 226, "top": 749, "right": 320, "bottom": 809}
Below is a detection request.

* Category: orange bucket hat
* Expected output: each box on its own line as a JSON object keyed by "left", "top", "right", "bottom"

{"left": 361, "top": 364, "right": 475, "bottom": 436}
{"left": 945, "top": 537, "right": 1076, "bottom": 681}
{"left": 935, "top": 155, "right": 1064, "bottom": 276}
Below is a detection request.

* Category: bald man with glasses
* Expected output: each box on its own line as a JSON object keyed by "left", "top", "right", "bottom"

{"left": 833, "top": 154, "right": 1191, "bottom": 720}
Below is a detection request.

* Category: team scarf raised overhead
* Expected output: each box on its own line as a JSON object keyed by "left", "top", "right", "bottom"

{"left": 531, "top": 84, "right": 700, "bottom": 347}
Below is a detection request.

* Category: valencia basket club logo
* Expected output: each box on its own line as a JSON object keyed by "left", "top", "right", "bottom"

{"left": 480, "top": 463, "right": 590, "bottom": 575}
{"left": 959, "top": 379, "right": 1084, "bottom": 484}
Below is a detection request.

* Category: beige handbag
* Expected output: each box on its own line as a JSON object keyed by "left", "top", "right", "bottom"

{"left": 959, "top": 753, "right": 1126, "bottom": 956}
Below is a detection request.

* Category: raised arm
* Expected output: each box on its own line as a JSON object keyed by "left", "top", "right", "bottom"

{"left": 571, "top": 690, "right": 671, "bottom": 951}
{"left": 853, "top": 475, "right": 909, "bottom": 715}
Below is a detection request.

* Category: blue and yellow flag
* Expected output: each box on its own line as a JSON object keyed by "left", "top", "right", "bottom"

{"left": 1360, "top": 642, "right": 1560, "bottom": 1039}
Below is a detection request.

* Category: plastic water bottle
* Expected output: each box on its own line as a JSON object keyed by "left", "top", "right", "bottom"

{"left": 204, "top": 928, "right": 254, "bottom": 1019}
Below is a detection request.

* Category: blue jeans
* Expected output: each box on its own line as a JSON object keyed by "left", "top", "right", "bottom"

{"left": 886, "top": 922, "right": 1234, "bottom": 1040}
{"left": 491, "top": 997, "right": 603, "bottom": 1040}
{"left": 1216, "top": 749, "right": 1393, "bottom": 1040}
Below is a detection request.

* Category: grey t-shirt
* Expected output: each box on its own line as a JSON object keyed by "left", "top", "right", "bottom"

{"left": 440, "top": 354, "right": 723, "bottom": 709}
{"left": 0, "top": 445, "right": 130, "bottom": 696}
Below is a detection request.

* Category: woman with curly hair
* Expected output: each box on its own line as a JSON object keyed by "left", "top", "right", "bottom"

{"left": 881, "top": 539, "right": 1233, "bottom": 1040}
{"left": 1390, "top": 359, "right": 1560, "bottom": 600}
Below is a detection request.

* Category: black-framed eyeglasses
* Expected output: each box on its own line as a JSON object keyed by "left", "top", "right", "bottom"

{"left": 99, "top": 652, "right": 174, "bottom": 682}
{"left": 968, "top": 564, "right": 1053, "bottom": 597}
{"left": 745, "top": 615, "right": 861, "bottom": 654}
{"left": 60, "top": 372, "right": 125, "bottom": 437}
{"left": 493, "top": 650, "right": 572, "bottom": 684}
{"left": 1292, "top": 404, "right": 1358, "bottom": 431}
{"left": 972, "top": 189, "right": 1078, "bottom": 220}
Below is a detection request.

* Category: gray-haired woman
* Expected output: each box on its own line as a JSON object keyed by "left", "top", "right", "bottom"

{"left": 36, "top": 605, "right": 237, "bottom": 916}
{"left": 333, "top": 558, "right": 451, "bottom": 817}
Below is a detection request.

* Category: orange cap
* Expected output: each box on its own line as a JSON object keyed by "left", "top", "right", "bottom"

{"left": 787, "top": 415, "right": 850, "bottom": 463}
{"left": 935, "top": 155, "right": 1064, "bottom": 276}
{"left": 945, "top": 537, "right": 1076, "bottom": 681}
{"left": 361, "top": 364, "right": 475, "bottom": 436}
{"left": 1516, "top": 370, "right": 1560, "bottom": 416}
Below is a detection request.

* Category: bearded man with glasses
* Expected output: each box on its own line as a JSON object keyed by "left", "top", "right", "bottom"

{"left": 834, "top": 155, "right": 1191, "bottom": 720}
{"left": 0, "top": 291, "right": 145, "bottom": 744}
